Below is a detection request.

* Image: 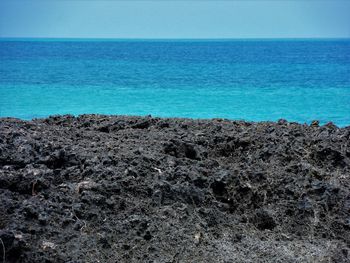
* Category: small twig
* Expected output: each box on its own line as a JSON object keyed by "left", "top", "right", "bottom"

{"left": 153, "top": 167, "right": 163, "bottom": 174}
{"left": 32, "top": 180, "right": 38, "bottom": 196}
{"left": 71, "top": 208, "right": 87, "bottom": 231}
{"left": 0, "top": 238, "right": 5, "bottom": 263}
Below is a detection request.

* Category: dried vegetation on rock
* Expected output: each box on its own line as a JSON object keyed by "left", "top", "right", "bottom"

{"left": 0, "top": 115, "right": 349, "bottom": 262}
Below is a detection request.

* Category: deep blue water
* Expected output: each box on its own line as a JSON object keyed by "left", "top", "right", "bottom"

{"left": 0, "top": 39, "right": 350, "bottom": 126}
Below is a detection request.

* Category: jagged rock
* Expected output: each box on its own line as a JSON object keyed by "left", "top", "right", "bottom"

{"left": 0, "top": 115, "right": 349, "bottom": 262}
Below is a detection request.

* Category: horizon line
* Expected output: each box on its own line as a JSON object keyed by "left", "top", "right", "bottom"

{"left": 1, "top": 37, "right": 350, "bottom": 41}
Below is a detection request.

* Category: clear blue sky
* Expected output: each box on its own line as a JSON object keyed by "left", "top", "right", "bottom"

{"left": 0, "top": 0, "right": 349, "bottom": 39}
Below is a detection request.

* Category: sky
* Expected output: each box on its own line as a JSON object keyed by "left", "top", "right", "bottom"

{"left": 0, "top": 0, "right": 349, "bottom": 39}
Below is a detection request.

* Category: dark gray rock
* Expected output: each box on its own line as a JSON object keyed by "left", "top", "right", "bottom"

{"left": 0, "top": 115, "right": 349, "bottom": 262}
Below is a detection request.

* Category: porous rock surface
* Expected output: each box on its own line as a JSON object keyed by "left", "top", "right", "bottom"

{"left": 0, "top": 115, "right": 350, "bottom": 262}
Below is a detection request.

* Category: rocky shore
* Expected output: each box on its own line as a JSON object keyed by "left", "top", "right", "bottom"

{"left": 0, "top": 115, "right": 349, "bottom": 262}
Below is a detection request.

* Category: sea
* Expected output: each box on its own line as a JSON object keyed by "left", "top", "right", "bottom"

{"left": 0, "top": 39, "right": 349, "bottom": 126}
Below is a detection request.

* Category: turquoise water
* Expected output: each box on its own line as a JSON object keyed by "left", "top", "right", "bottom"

{"left": 1, "top": 39, "right": 350, "bottom": 126}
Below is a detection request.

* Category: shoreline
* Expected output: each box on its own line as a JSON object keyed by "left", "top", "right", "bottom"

{"left": 1, "top": 114, "right": 349, "bottom": 262}
{"left": 1, "top": 114, "right": 349, "bottom": 129}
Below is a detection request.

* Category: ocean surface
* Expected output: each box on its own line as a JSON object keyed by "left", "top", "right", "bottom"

{"left": 0, "top": 39, "right": 350, "bottom": 126}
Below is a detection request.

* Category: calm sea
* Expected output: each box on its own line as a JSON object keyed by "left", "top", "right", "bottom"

{"left": 0, "top": 39, "right": 349, "bottom": 126}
